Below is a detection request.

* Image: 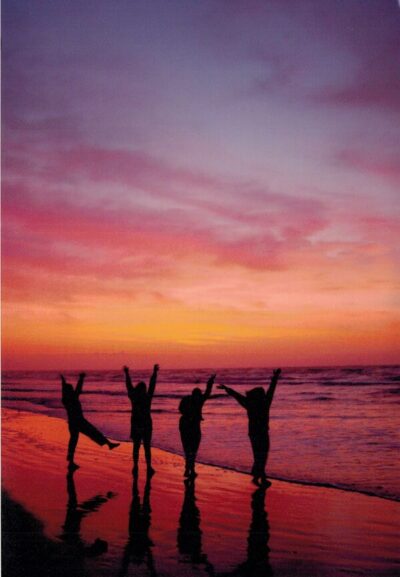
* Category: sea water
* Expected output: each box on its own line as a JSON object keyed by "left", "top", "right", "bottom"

{"left": 2, "top": 365, "right": 399, "bottom": 501}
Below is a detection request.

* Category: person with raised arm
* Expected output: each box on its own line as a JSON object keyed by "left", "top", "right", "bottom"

{"left": 218, "top": 369, "right": 281, "bottom": 486}
{"left": 123, "top": 364, "right": 159, "bottom": 478}
{"left": 179, "top": 374, "right": 216, "bottom": 479}
{"left": 61, "top": 373, "right": 120, "bottom": 471}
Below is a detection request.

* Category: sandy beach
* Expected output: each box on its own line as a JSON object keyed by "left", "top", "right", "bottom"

{"left": 2, "top": 407, "right": 400, "bottom": 577}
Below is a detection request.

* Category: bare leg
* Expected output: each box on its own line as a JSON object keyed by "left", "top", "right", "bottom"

{"left": 79, "top": 419, "right": 119, "bottom": 449}
{"left": 180, "top": 427, "right": 191, "bottom": 477}
{"left": 144, "top": 439, "right": 152, "bottom": 468}
{"left": 67, "top": 429, "right": 79, "bottom": 469}
{"left": 250, "top": 435, "right": 260, "bottom": 484}
{"left": 144, "top": 429, "right": 155, "bottom": 477}
{"left": 181, "top": 434, "right": 195, "bottom": 477}
{"left": 250, "top": 434, "right": 270, "bottom": 485}
{"left": 189, "top": 429, "right": 201, "bottom": 478}
{"left": 259, "top": 436, "right": 271, "bottom": 486}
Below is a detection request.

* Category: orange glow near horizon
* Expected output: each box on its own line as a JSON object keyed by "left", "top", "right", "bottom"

{"left": 2, "top": 290, "right": 399, "bottom": 369}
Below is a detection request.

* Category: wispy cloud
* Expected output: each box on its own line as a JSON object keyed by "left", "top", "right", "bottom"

{"left": 337, "top": 148, "right": 400, "bottom": 186}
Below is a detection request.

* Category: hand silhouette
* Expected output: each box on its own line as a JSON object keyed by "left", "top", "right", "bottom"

{"left": 123, "top": 366, "right": 129, "bottom": 372}
{"left": 154, "top": 364, "right": 160, "bottom": 372}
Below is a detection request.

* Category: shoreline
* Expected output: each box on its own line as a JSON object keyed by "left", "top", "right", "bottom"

{"left": 3, "top": 407, "right": 400, "bottom": 576}
{"left": 172, "top": 453, "right": 400, "bottom": 504}
{"left": 3, "top": 406, "right": 399, "bottom": 503}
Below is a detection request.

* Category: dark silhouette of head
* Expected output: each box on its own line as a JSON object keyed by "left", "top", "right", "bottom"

{"left": 63, "top": 382, "right": 76, "bottom": 403}
{"left": 136, "top": 381, "right": 147, "bottom": 395}
{"left": 191, "top": 388, "right": 202, "bottom": 402}
{"left": 246, "top": 387, "right": 265, "bottom": 401}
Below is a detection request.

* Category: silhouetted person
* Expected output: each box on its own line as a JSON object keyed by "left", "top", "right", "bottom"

{"left": 119, "top": 475, "right": 156, "bottom": 577}
{"left": 61, "top": 373, "right": 119, "bottom": 471}
{"left": 179, "top": 374, "right": 216, "bottom": 478}
{"left": 218, "top": 369, "right": 281, "bottom": 486}
{"left": 177, "top": 477, "right": 215, "bottom": 575}
{"left": 60, "top": 469, "right": 115, "bottom": 560}
{"left": 123, "top": 364, "right": 159, "bottom": 477}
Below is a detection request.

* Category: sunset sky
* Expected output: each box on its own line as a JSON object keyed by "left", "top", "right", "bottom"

{"left": 2, "top": 0, "right": 399, "bottom": 369}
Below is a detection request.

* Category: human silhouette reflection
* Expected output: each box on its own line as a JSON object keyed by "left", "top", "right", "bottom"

{"left": 177, "top": 477, "right": 215, "bottom": 575}
{"left": 242, "top": 486, "right": 273, "bottom": 576}
{"left": 119, "top": 475, "right": 157, "bottom": 577}
{"left": 60, "top": 470, "right": 115, "bottom": 559}
{"left": 221, "top": 486, "right": 273, "bottom": 577}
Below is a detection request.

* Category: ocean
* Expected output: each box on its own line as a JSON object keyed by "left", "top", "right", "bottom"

{"left": 2, "top": 365, "right": 399, "bottom": 501}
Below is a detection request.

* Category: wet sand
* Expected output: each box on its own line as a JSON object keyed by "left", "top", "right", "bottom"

{"left": 2, "top": 408, "right": 400, "bottom": 576}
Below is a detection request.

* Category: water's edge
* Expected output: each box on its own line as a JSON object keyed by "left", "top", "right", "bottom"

{"left": 4, "top": 407, "right": 399, "bottom": 504}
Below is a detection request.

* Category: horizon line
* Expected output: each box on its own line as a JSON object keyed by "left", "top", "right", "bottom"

{"left": 2, "top": 362, "right": 399, "bottom": 373}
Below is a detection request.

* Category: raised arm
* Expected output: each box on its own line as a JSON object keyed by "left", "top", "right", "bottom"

{"left": 60, "top": 374, "right": 68, "bottom": 395}
{"left": 75, "top": 372, "right": 86, "bottom": 396}
{"left": 265, "top": 368, "right": 281, "bottom": 405}
{"left": 148, "top": 364, "right": 159, "bottom": 399}
{"left": 217, "top": 384, "right": 247, "bottom": 408}
{"left": 203, "top": 373, "right": 216, "bottom": 402}
{"left": 123, "top": 366, "right": 134, "bottom": 397}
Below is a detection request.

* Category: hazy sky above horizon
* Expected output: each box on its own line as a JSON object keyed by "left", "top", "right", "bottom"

{"left": 2, "top": 0, "right": 400, "bottom": 369}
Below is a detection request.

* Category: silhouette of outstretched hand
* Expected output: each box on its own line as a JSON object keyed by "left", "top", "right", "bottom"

{"left": 154, "top": 364, "right": 160, "bottom": 372}
{"left": 79, "top": 372, "right": 86, "bottom": 379}
{"left": 123, "top": 365, "right": 129, "bottom": 373}
{"left": 273, "top": 368, "right": 282, "bottom": 378}
{"left": 208, "top": 374, "right": 216, "bottom": 385}
{"left": 60, "top": 374, "right": 67, "bottom": 383}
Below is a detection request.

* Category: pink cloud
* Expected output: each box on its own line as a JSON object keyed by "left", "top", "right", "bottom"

{"left": 5, "top": 139, "right": 397, "bottom": 315}
{"left": 337, "top": 148, "right": 400, "bottom": 185}
{"left": 2, "top": 140, "right": 331, "bottom": 284}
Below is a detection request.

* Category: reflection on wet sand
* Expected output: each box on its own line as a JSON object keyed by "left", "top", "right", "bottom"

{"left": 60, "top": 470, "right": 115, "bottom": 573}
{"left": 221, "top": 486, "right": 273, "bottom": 577}
{"left": 119, "top": 475, "right": 157, "bottom": 576}
{"left": 177, "top": 477, "right": 215, "bottom": 575}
